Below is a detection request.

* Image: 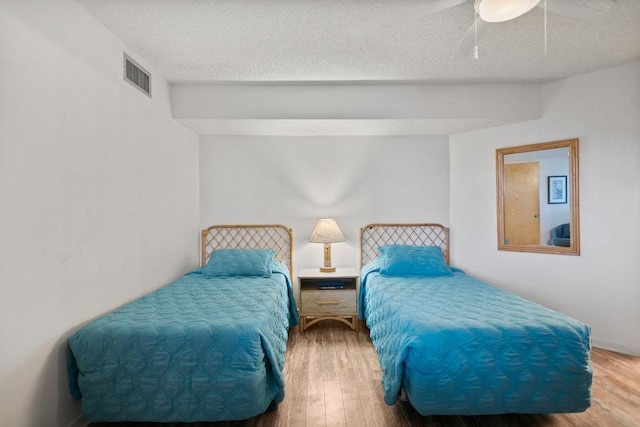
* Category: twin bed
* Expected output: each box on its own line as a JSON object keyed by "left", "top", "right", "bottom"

{"left": 359, "top": 223, "right": 592, "bottom": 416}
{"left": 67, "top": 225, "right": 298, "bottom": 423}
{"left": 67, "top": 222, "right": 592, "bottom": 422}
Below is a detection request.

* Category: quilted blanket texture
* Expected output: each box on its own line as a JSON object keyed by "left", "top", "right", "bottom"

{"left": 67, "top": 265, "right": 298, "bottom": 422}
{"left": 360, "top": 261, "right": 592, "bottom": 415}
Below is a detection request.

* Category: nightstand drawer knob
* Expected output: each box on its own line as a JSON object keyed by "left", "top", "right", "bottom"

{"left": 317, "top": 300, "right": 340, "bottom": 305}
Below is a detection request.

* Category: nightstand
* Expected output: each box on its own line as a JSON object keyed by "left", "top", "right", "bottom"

{"left": 298, "top": 267, "right": 359, "bottom": 332}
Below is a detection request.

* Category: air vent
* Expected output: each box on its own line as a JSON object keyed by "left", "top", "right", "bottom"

{"left": 123, "top": 53, "right": 151, "bottom": 97}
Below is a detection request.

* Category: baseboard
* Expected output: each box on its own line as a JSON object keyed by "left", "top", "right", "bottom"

{"left": 592, "top": 337, "right": 640, "bottom": 356}
{"left": 67, "top": 413, "right": 87, "bottom": 427}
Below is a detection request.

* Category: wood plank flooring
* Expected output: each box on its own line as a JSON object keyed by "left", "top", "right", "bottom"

{"left": 91, "top": 321, "right": 640, "bottom": 427}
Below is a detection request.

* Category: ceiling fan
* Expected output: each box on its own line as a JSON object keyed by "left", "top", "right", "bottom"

{"left": 409, "top": 0, "right": 615, "bottom": 60}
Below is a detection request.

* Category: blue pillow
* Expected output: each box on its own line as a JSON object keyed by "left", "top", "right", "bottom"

{"left": 379, "top": 245, "right": 453, "bottom": 277}
{"left": 202, "top": 248, "right": 275, "bottom": 278}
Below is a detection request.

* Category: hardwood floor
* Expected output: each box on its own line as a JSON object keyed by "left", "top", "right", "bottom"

{"left": 91, "top": 322, "right": 640, "bottom": 427}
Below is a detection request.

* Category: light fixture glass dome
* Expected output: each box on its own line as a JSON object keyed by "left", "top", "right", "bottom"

{"left": 475, "top": 0, "right": 540, "bottom": 23}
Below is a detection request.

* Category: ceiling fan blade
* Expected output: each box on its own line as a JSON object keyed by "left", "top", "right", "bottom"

{"left": 409, "top": 0, "right": 469, "bottom": 16}
{"left": 538, "top": 0, "right": 614, "bottom": 19}
{"left": 365, "top": 0, "right": 468, "bottom": 33}
{"left": 450, "top": 18, "right": 490, "bottom": 61}
{"left": 348, "top": 0, "right": 467, "bottom": 37}
{"left": 376, "top": 0, "right": 468, "bottom": 28}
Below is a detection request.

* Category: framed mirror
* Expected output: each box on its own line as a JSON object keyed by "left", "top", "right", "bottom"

{"left": 496, "top": 138, "right": 580, "bottom": 255}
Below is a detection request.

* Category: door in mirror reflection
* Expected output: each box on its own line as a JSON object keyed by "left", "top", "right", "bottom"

{"left": 504, "top": 162, "right": 540, "bottom": 245}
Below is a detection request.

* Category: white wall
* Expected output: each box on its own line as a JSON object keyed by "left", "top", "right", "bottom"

{"left": 450, "top": 61, "right": 640, "bottom": 355}
{"left": 200, "top": 135, "right": 450, "bottom": 294}
{"left": 0, "top": 2, "right": 199, "bottom": 426}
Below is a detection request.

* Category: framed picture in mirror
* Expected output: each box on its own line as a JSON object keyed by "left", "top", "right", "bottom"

{"left": 548, "top": 175, "right": 567, "bottom": 204}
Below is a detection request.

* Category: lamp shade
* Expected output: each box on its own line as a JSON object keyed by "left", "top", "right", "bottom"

{"left": 309, "top": 219, "right": 345, "bottom": 244}
{"left": 475, "top": 0, "right": 540, "bottom": 22}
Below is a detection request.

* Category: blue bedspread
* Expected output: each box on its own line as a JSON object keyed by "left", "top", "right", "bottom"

{"left": 360, "top": 259, "right": 592, "bottom": 415}
{"left": 67, "top": 263, "right": 298, "bottom": 422}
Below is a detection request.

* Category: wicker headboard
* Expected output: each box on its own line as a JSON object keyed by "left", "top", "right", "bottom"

{"left": 360, "top": 223, "right": 450, "bottom": 268}
{"left": 201, "top": 224, "right": 293, "bottom": 272}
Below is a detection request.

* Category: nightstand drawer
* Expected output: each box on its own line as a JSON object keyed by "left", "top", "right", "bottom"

{"left": 301, "top": 289, "right": 356, "bottom": 315}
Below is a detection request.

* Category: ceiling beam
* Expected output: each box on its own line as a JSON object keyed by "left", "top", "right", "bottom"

{"left": 171, "top": 83, "right": 542, "bottom": 121}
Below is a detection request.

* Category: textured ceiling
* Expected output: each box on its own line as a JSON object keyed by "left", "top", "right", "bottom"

{"left": 78, "top": 0, "right": 640, "bottom": 83}
{"left": 77, "top": 0, "right": 640, "bottom": 135}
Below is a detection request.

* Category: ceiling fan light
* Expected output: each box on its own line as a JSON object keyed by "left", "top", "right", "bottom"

{"left": 475, "top": 0, "right": 540, "bottom": 23}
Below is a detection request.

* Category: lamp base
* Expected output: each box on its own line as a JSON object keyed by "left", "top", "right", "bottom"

{"left": 319, "top": 266, "right": 336, "bottom": 273}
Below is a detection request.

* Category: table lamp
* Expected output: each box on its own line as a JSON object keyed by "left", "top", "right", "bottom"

{"left": 309, "top": 218, "right": 345, "bottom": 273}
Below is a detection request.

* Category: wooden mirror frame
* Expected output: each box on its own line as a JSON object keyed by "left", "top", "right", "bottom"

{"left": 496, "top": 138, "right": 580, "bottom": 255}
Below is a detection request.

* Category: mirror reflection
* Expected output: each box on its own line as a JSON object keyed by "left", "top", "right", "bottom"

{"left": 496, "top": 139, "right": 580, "bottom": 255}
